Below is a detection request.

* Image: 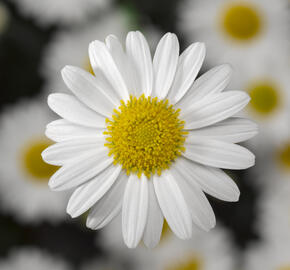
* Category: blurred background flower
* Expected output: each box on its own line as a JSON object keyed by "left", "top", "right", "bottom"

{"left": 0, "top": 0, "right": 289, "bottom": 269}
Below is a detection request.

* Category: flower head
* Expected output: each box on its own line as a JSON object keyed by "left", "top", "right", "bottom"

{"left": 43, "top": 31, "right": 257, "bottom": 248}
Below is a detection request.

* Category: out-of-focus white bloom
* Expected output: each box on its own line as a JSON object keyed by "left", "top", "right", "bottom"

{"left": 150, "top": 226, "right": 237, "bottom": 270}
{"left": 43, "top": 31, "right": 257, "bottom": 248}
{"left": 244, "top": 241, "right": 290, "bottom": 270}
{"left": 0, "top": 248, "right": 70, "bottom": 270}
{"left": 101, "top": 221, "right": 236, "bottom": 270}
{"left": 42, "top": 10, "right": 160, "bottom": 95}
{"left": 10, "top": 0, "right": 111, "bottom": 27}
{"left": 253, "top": 136, "right": 290, "bottom": 188}
{"left": 0, "top": 101, "right": 67, "bottom": 223}
{"left": 239, "top": 64, "right": 290, "bottom": 147}
{"left": 256, "top": 171, "right": 290, "bottom": 243}
{"left": 0, "top": 2, "right": 9, "bottom": 34}
{"left": 179, "top": 0, "right": 289, "bottom": 85}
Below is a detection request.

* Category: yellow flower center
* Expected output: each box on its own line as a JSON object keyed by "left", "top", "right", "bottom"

{"left": 277, "top": 142, "right": 290, "bottom": 170}
{"left": 104, "top": 95, "right": 187, "bottom": 178}
{"left": 165, "top": 257, "right": 203, "bottom": 270}
{"left": 21, "top": 138, "right": 58, "bottom": 182}
{"left": 220, "top": 3, "right": 262, "bottom": 41}
{"left": 247, "top": 81, "right": 280, "bottom": 116}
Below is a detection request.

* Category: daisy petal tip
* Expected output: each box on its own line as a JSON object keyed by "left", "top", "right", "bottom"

{"left": 125, "top": 241, "right": 139, "bottom": 249}
{"left": 66, "top": 208, "right": 78, "bottom": 219}
{"left": 85, "top": 218, "right": 94, "bottom": 230}
{"left": 196, "top": 41, "right": 206, "bottom": 51}
{"left": 143, "top": 240, "right": 159, "bottom": 249}
{"left": 48, "top": 178, "right": 57, "bottom": 190}
{"left": 66, "top": 205, "right": 78, "bottom": 219}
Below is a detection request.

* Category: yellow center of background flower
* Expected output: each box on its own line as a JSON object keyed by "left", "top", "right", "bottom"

{"left": 221, "top": 3, "right": 262, "bottom": 41}
{"left": 165, "top": 257, "right": 203, "bottom": 270}
{"left": 104, "top": 95, "right": 186, "bottom": 178}
{"left": 277, "top": 143, "right": 290, "bottom": 170}
{"left": 277, "top": 266, "right": 290, "bottom": 270}
{"left": 247, "top": 81, "right": 280, "bottom": 116}
{"left": 22, "top": 139, "right": 58, "bottom": 182}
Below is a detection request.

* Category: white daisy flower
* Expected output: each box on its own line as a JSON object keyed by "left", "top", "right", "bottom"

{"left": 42, "top": 31, "right": 257, "bottom": 248}
{"left": 0, "top": 101, "right": 67, "bottom": 223}
{"left": 244, "top": 241, "right": 290, "bottom": 270}
{"left": 10, "top": 0, "right": 111, "bottom": 27}
{"left": 0, "top": 248, "right": 70, "bottom": 270}
{"left": 179, "top": 0, "right": 289, "bottom": 85}
{"left": 42, "top": 9, "right": 160, "bottom": 95}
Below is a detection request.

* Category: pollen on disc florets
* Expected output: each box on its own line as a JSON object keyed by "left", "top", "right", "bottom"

{"left": 104, "top": 95, "right": 187, "bottom": 178}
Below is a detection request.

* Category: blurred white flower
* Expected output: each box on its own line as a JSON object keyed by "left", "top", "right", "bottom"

{"left": 244, "top": 241, "right": 290, "bottom": 270}
{"left": 252, "top": 135, "right": 290, "bottom": 188}
{"left": 41, "top": 9, "right": 160, "bottom": 95}
{"left": 179, "top": 0, "right": 289, "bottom": 85}
{"left": 0, "top": 101, "right": 67, "bottom": 223}
{"left": 0, "top": 248, "right": 70, "bottom": 270}
{"left": 10, "top": 0, "right": 111, "bottom": 27}
{"left": 101, "top": 221, "right": 237, "bottom": 270}
{"left": 150, "top": 226, "right": 237, "bottom": 270}
{"left": 0, "top": 2, "right": 9, "bottom": 34}
{"left": 238, "top": 64, "right": 290, "bottom": 146}
{"left": 42, "top": 31, "right": 256, "bottom": 248}
{"left": 257, "top": 179, "right": 290, "bottom": 245}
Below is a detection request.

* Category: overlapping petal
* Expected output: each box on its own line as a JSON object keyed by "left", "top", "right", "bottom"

{"left": 153, "top": 171, "right": 192, "bottom": 239}
{"left": 152, "top": 33, "right": 179, "bottom": 99}
{"left": 167, "top": 42, "right": 205, "bottom": 104}
{"left": 45, "top": 119, "right": 103, "bottom": 142}
{"left": 122, "top": 175, "right": 149, "bottom": 248}
{"left": 181, "top": 91, "right": 250, "bottom": 130}
{"left": 183, "top": 137, "right": 255, "bottom": 169}
{"left": 48, "top": 93, "right": 106, "bottom": 128}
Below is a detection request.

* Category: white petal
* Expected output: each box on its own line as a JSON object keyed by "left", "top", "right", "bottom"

{"left": 152, "top": 33, "right": 179, "bottom": 99}
{"left": 153, "top": 171, "right": 192, "bottom": 240}
{"left": 106, "top": 35, "right": 140, "bottom": 96}
{"left": 48, "top": 149, "right": 113, "bottom": 191}
{"left": 42, "top": 137, "right": 104, "bottom": 166}
{"left": 67, "top": 164, "right": 122, "bottom": 218}
{"left": 89, "top": 40, "right": 129, "bottom": 101}
{"left": 86, "top": 171, "right": 127, "bottom": 230}
{"left": 178, "top": 64, "right": 233, "bottom": 108}
{"left": 61, "top": 65, "right": 117, "bottom": 116}
{"left": 122, "top": 175, "right": 149, "bottom": 248}
{"left": 181, "top": 91, "right": 250, "bottom": 130}
{"left": 175, "top": 157, "right": 240, "bottom": 202}
{"left": 45, "top": 119, "right": 103, "bottom": 143}
{"left": 126, "top": 31, "right": 153, "bottom": 96}
{"left": 48, "top": 93, "right": 106, "bottom": 128}
{"left": 143, "top": 179, "right": 164, "bottom": 248}
{"left": 183, "top": 137, "right": 255, "bottom": 169}
{"left": 187, "top": 117, "right": 258, "bottom": 143}
{"left": 170, "top": 165, "right": 216, "bottom": 231}
{"left": 167, "top": 42, "right": 205, "bottom": 104}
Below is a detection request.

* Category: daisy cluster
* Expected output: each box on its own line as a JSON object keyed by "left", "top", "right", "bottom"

{"left": 0, "top": 0, "right": 289, "bottom": 269}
